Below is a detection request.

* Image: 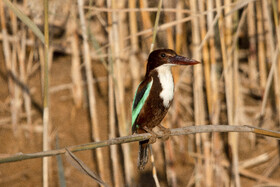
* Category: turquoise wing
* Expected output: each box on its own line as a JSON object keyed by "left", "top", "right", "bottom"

{"left": 132, "top": 79, "right": 153, "bottom": 133}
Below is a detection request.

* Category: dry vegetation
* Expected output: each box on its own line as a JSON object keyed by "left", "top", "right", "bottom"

{"left": 0, "top": 0, "right": 280, "bottom": 186}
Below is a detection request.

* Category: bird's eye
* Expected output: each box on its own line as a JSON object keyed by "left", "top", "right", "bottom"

{"left": 161, "top": 53, "right": 166, "bottom": 58}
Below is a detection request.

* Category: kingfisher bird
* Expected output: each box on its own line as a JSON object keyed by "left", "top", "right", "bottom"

{"left": 132, "top": 49, "right": 199, "bottom": 170}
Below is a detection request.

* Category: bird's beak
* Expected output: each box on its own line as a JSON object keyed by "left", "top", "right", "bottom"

{"left": 168, "top": 55, "right": 200, "bottom": 65}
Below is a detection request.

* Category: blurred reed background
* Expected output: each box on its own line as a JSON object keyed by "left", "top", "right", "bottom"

{"left": 0, "top": 0, "right": 280, "bottom": 186}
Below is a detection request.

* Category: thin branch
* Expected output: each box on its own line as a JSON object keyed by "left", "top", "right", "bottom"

{"left": 0, "top": 125, "right": 279, "bottom": 165}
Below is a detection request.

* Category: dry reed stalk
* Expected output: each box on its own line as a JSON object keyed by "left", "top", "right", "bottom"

{"left": 262, "top": 154, "right": 279, "bottom": 178}
{"left": 164, "top": 1, "right": 174, "bottom": 50}
{"left": 128, "top": 0, "right": 139, "bottom": 48}
{"left": 272, "top": 0, "right": 280, "bottom": 126}
{"left": 203, "top": 141, "right": 212, "bottom": 187}
{"left": 67, "top": 6, "right": 83, "bottom": 108}
{"left": 198, "top": 0, "right": 211, "bottom": 117}
{"left": 16, "top": 29, "right": 33, "bottom": 132}
{"left": 262, "top": 0, "right": 279, "bottom": 124}
{"left": 0, "top": 2, "right": 17, "bottom": 135}
{"left": 8, "top": 6, "right": 21, "bottom": 136}
{"left": 119, "top": 0, "right": 136, "bottom": 184}
{"left": 39, "top": 44, "right": 45, "bottom": 90}
{"left": 229, "top": 8, "right": 248, "bottom": 121}
{"left": 262, "top": 0, "right": 280, "bottom": 128}
{"left": 106, "top": 3, "right": 121, "bottom": 187}
{"left": 149, "top": 146, "right": 160, "bottom": 187}
{"left": 11, "top": 9, "right": 27, "bottom": 136}
{"left": 108, "top": 54, "right": 123, "bottom": 187}
{"left": 260, "top": 46, "right": 279, "bottom": 124}
{"left": 256, "top": 0, "right": 267, "bottom": 91}
{"left": 186, "top": 170, "right": 196, "bottom": 187}
{"left": 175, "top": 0, "right": 184, "bottom": 54}
{"left": 108, "top": 0, "right": 134, "bottom": 185}
{"left": 128, "top": 0, "right": 141, "bottom": 95}
{"left": 277, "top": 0, "right": 280, "bottom": 106}
{"left": 223, "top": 0, "right": 233, "bottom": 116}
{"left": 70, "top": 31, "right": 83, "bottom": 108}
{"left": 239, "top": 168, "right": 280, "bottom": 185}
{"left": 233, "top": 29, "right": 242, "bottom": 187}
{"left": 232, "top": 7, "right": 249, "bottom": 187}
{"left": 47, "top": 44, "right": 53, "bottom": 73}
{"left": 166, "top": 22, "right": 174, "bottom": 50}
{"left": 11, "top": 39, "right": 21, "bottom": 136}
{"left": 247, "top": 2, "right": 258, "bottom": 88}
{"left": 26, "top": 42, "right": 34, "bottom": 76}
{"left": 224, "top": 0, "right": 241, "bottom": 186}
{"left": 13, "top": 59, "right": 21, "bottom": 136}
{"left": 216, "top": 0, "right": 231, "bottom": 186}
{"left": 107, "top": 2, "right": 123, "bottom": 186}
{"left": 150, "top": 0, "right": 162, "bottom": 52}
{"left": 197, "top": 1, "right": 213, "bottom": 186}
{"left": 206, "top": 1, "right": 218, "bottom": 116}
{"left": 42, "top": 0, "right": 50, "bottom": 186}
{"left": 278, "top": 0, "right": 280, "bottom": 30}
{"left": 247, "top": 1, "right": 258, "bottom": 147}
{"left": 172, "top": 0, "right": 184, "bottom": 138}
{"left": 77, "top": 0, "right": 106, "bottom": 182}
{"left": 139, "top": 0, "right": 153, "bottom": 50}
{"left": 239, "top": 150, "right": 277, "bottom": 169}
{"left": 189, "top": 0, "right": 205, "bottom": 186}
{"left": 260, "top": 2, "right": 276, "bottom": 121}
{"left": 262, "top": 0, "right": 275, "bottom": 62}
{"left": 164, "top": 139, "right": 177, "bottom": 187}
{"left": 207, "top": 0, "right": 222, "bottom": 185}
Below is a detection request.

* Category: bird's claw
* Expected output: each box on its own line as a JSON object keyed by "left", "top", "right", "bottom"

{"left": 158, "top": 125, "right": 171, "bottom": 141}
{"left": 148, "top": 134, "right": 157, "bottom": 144}
{"left": 143, "top": 126, "right": 158, "bottom": 144}
{"left": 161, "top": 128, "right": 171, "bottom": 141}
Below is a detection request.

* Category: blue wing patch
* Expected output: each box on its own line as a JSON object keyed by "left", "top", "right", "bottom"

{"left": 132, "top": 79, "right": 153, "bottom": 132}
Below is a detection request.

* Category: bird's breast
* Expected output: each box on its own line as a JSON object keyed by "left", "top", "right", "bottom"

{"left": 156, "top": 66, "right": 174, "bottom": 108}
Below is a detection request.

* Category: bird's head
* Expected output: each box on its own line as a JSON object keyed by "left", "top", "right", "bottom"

{"left": 146, "top": 49, "right": 199, "bottom": 75}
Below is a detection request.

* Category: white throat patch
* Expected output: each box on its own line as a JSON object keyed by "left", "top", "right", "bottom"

{"left": 156, "top": 65, "right": 174, "bottom": 108}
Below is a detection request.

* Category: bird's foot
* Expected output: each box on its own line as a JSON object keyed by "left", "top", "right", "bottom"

{"left": 143, "top": 126, "right": 158, "bottom": 144}
{"left": 148, "top": 134, "right": 157, "bottom": 144}
{"left": 158, "top": 124, "right": 171, "bottom": 141}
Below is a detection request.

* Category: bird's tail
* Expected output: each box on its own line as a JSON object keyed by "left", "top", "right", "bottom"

{"left": 137, "top": 140, "right": 149, "bottom": 170}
